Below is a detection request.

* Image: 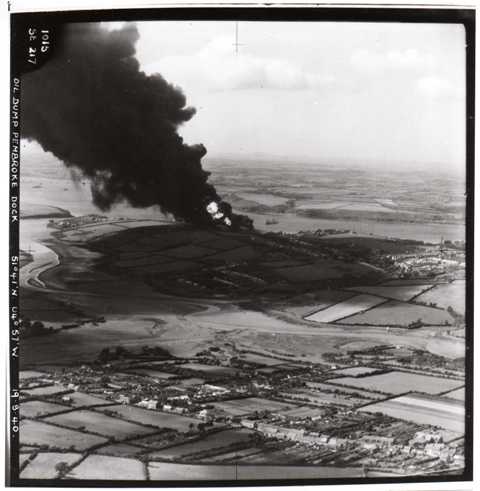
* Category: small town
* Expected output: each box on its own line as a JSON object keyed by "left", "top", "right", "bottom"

{"left": 19, "top": 337, "right": 465, "bottom": 479}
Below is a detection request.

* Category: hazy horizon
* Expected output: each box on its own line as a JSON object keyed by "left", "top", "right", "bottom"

{"left": 130, "top": 21, "right": 466, "bottom": 174}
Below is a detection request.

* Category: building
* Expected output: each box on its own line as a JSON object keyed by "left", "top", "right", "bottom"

{"left": 360, "top": 435, "right": 394, "bottom": 448}
{"left": 137, "top": 399, "right": 157, "bottom": 410}
{"left": 116, "top": 394, "right": 131, "bottom": 404}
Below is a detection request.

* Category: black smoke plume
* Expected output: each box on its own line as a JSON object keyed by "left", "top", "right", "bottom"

{"left": 21, "top": 22, "right": 251, "bottom": 229}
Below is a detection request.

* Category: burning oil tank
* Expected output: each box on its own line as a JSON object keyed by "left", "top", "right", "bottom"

{"left": 205, "top": 200, "right": 253, "bottom": 231}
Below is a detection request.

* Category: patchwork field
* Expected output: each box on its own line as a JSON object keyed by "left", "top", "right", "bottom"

{"left": 20, "top": 419, "right": 108, "bottom": 450}
{"left": 330, "top": 371, "right": 463, "bottom": 395}
{"left": 305, "top": 294, "right": 386, "bottom": 323}
{"left": 21, "top": 400, "right": 68, "bottom": 418}
{"left": 69, "top": 455, "right": 145, "bottom": 480}
{"left": 339, "top": 300, "right": 453, "bottom": 326}
{"left": 43, "top": 410, "right": 156, "bottom": 438}
{"left": 361, "top": 393, "right": 464, "bottom": 433}
{"left": 212, "top": 397, "right": 295, "bottom": 416}
{"left": 148, "top": 429, "right": 255, "bottom": 460}
{"left": 414, "top": 281, "right": 465, "bottom": 315}
{"left": 345, "top": 284, "right": 433, "bottom": 302}
{"left": 20, "top": 452, "right": 81, "bottom": 479}
{"left": 96, "top": 405, "right": 200, "bottom": 431}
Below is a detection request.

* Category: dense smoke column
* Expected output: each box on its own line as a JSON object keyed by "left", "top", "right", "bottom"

{"left": 20, "top": 22, "right": 231, "bottom": 225}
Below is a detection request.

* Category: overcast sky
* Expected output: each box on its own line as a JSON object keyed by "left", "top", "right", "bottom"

{"left": 132, "top": 22, "right": 465, "bottom": 172}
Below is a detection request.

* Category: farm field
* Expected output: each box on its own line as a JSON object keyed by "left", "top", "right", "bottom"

{"left": 173, "top": 377, "right": 206, "bottom": 387}
{"left": 274, "top": 261, "right": 351, "bottom": 283}
{"left": 345, "top": 284, "right": 432, "bottom": 302}
{"left": 148, "top": 462, "right": 237, "bottom": 480}
{"left": 114, "top": 253, "right": 171, "bottom": 268}
{"left": 96, "top": 405, "right": 200, "bottom": 431}
{"left": 276, "top": 406, "right": 326, "bottom": 419}
{"left": 305, "top": 294, "right": 386, "bottom": 323}
{"left": 329, "top": 366, "right": 380, "bottom": 377}
{"left": 96, "top": 443, "right": 145, "bottom": 457}
{"left": 43, "top": 409, "right": 156, "bottom": 438}
{"left": 442, "top": 387, "right": 465, "bottom": 401}
{"left": 22, "top": 384, "right": 68, "bottom": 397}
{"left": 339, "top": 300, "right": 453, "bottom": 326}
{"left": 148, "top": 429, "right": 255, "bottom": 460}
{"left": 280, "top": 388, "right": 369, "bottom": 407}
{"left": 234, "top": 446, "right": 311, "bottom": 464}
{"left": 361, "top": 393, "right": 464, "bottom": 433}
{"left": 330, "top": 371, "right": 463, "bottom": 395}
{"left": 52, "top": 391, "right": 110, "bottom": 407}
{"left": 20, "top": 419, "right": 108, "bottom": 450}
{"left": 201, "top": 446, "right": 263, "bottom": 463}
{"left": 201, "top": 245, "right": 257, "bottom": 264}
{"left": 20, "top": 371, "right": 47, "bottom": 380}
{"left": 236, "top": 465, "right": 362, "bottom": 479}
{"left": 199, "top": 236, "right": 245, "bottom": 251}
{"left": 305, "top": 381, "right": 383, "bottom": 400}
{"left": 21, "top": 400, "right": 68, "bottom": 418}
{"left": 180, "top": 363, "right": 237, "bottom": 376}
{"left": 69, "top": 455, "right": 145, "bottom": 480}
{"left": 414, "top": 281, "right": 465, "bottom": 315}
{"left": 20, "top": 452, "right": 81, "bottom": 479}
{"left": 163, "top": 244, "right": 215, "bottom": 259}
{"left": 212, "top": 397, "right": 295, "bottom": 416}
{"left": 134, "top": 260, "right": 199, "bottom": 274}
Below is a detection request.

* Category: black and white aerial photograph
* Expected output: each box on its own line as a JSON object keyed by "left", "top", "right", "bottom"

{"left": 9, "top": 7, "right": 473, "bottom": 486}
